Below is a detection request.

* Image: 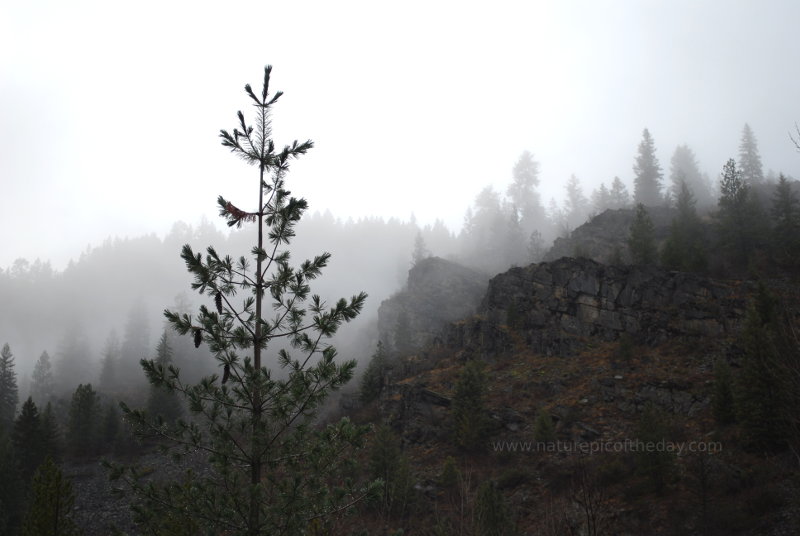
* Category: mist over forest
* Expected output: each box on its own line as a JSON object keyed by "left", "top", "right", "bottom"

{"left": 5, "top": 2, "right": 800, "bottom": 534}
{"left": 2, "top": 119, "right": 795, "bottom": 394}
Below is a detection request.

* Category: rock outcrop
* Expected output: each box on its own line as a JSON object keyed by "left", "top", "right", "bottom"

{"left": 445, "top": 256, "right": 749, "bottom": 358}
{"left": 544, "top": 207, "right": 680, "bottom": 264}
{"left": 378, "top": 257, "right": 488, "bottom": 353}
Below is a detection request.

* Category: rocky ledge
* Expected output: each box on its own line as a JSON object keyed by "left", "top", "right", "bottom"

{"left": 444, "top": 256, "right": 749, "bottom": 358}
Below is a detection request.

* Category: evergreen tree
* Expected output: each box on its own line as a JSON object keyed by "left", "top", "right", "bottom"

{"left": 527, "top": 229, "right": 546, "bottom": 263}
{"left": 360, "top": 341, "right": 387, "bottom": 404}
{"left": 717, "top": 158, "right": 762, "bottom": 267}
{"left": 98, "top": 329, "right": 121, "bottom": 393}
{"left": 0, "top": 343, "right": 18, "bottom": 433}
{"left": 548, "top": 197, "right": 569, "bottom": 238}
{"left": 30, "top": 351, "right": 54, "bottom": 408}
{"left": 102, "top": 401, "right": 121, "bottom": 448}
{"left": 503, "top": 204, "right": 528, "bottom": 267}
{"left": 116, "top": 66, "right": 374, "bottom": 535}
{"left": 119, "top": 301, "right": 150, "bottom": 389}
{"left": 533, "top": 407, "right": 556, "bottom": 443}
{"left": 368, "top": 424, "right": 413, "bottom": 518}
{"left": 628, "top": 204, "right": 657, "bottom": 265}
{"left": 609, "top": 176, "right": 631, "bottom": 209}
{"left": 451, "top": 360, "right": 488, "bottom": 451}
{"left": 474, "top": 481, "right": 514, "bottom": 536}
{"left": 13, "top": 397, "right": 45, "bottom": 481}
{"left": 636, "top": 403, "right": 674, "bottom": 493}
{"left": 21, "top": 457, "right": 81, "bottom": 536}
{"left": 508, "top": 150, "right": 541, "bottom": 214}
{"left": 736, "top": 288, "right": 788, "bottom": 451}
{"left": 460, "top": 186, "right": 508, "bottom": 272}
{"left": 0, "top": 433, "right": 21, "bottom": 534}
{"left": 507, "top": 150, "right": 545, "bottom": 233}
{"left": 411, "top": 231, "right": 430, "bottom": 266}
{"left": 591, "top": 182, "right": 612, "bottom": 214}
{"left": 439, "top": 456, "right": 459, "bottom": 493}
{"left": 670, "top": 144, "right": 711, "bottom": 207}
{"left": 40, "top": 401, "right": 62, "bottom": 462}
{"left": 564, "top": 174, "right": 589, "bottom": 231}
{"left": 771, "top": 173, "right": 800, "bottom": 270}
{"left": 54, "top": 326, "right": 92, "bottom": 396}
{"left": 146, "top": 332, "right": 183, "bottom": 426}
{"left": 738, "top": 123, "right": 764, "bottom": 186}
{"left": 66, "top": 383, "right": 100, "bottom": 457}
{"left": 633, "top": 128, "right": 664, "bottom": 206}
{"left": 661, "top": 181, "right": 707, "bottom": 272}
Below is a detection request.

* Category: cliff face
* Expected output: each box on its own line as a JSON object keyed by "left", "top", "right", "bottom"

{"left": 444, "top": 256, "right": 748, "bottom": 358}
{"left": 377, "top": 257, "right": 488, "bottom": 354}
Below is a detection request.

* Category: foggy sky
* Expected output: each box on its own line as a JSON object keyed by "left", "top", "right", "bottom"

{"left": 2, "top": 0, "right": 800, "bottom": 269}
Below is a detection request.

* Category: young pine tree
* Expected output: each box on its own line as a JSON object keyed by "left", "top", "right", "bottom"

{"left": 0, "top": 343, "right": 18, "bottom": 434}
{"left": 533, "top": 407, "right": 556, "bottom": 443}
{"left": 628, "top": 203, "right": 658, "bottom": 265}
{"left": 451, "top": 360, "right": 489, "bottom": 452}
{"left": 474, "top": 481, "right": 515, "bottom": 536}
{"left": 21, "top": 457, "right": 80, "bottom": 536}
{"left": 411, "top": 231, "right": 431, "bottom": 266}
{"left": 360, "top": 341, "right": 388, "bottom": 404}
{"left": 735, "top": 287, "right": 788, "bottom": 451}
{"left": 368, "top": 424, "right": 413, "bottom": 519}
{"left": 12, "top": 397, "right": 45, "bottom": 481}
{"left": 116, "top": 66, "right": 374, "bottom": 535}
{"left": 635, "top": 403, "right": 675, "bottom": 493}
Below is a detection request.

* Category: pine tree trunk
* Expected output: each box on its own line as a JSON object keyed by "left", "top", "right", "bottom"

{"left": 249, "top": 154, "right": 266, "bottom": 535}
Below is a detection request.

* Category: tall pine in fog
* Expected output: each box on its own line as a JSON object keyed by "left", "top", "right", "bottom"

{"left": 738, "top": 123, "right": 764, "bottom": 186}
{"left": 451, "top": 360, "right": 488, "bottom": 451}
{"left": 736, "top": 287, "right": 788, "bottom": 451}
{"left": 13, "top": 397, "right": 45, "bottom": 481}
{"left": 21, "top": 457, "right": 80, "bottom": 536}
{"left": 564, "top": 174, "right": 589, "bottom": 231}
{"left": 507, "top": 150, "right": 545, "bottom": 233}
{"left": 633, "top": 128, "right": 663, "bottom": 206}
{"left": 116, "top": 66, "right": 375, "bottom": 535}
{"left": 717, "top": 158, "right": 762, "bottom": 267}
{"left": 661, "top": 181, "right": 707, "bottom": 272}
{"left": 66, "top": 383, "right": 100, "bottom": 457}
{"left": 30, "top": 351, "right": 54, "bottom": 407}
{"left": 609, "top": 176, "right": 631, "bottom": 209}
{"left": 670, "top": 144, "right": 711, "bottom": 207}
{"left": 0, "top": 344, "right": 18, "bottom": 433}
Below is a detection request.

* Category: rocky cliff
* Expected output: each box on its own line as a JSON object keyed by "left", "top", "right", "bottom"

{"left": 444, "top": 256, "right": 749, "bottom": 358}
{"left": 377, "top": 257, "right": 488, "bottom": 354}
